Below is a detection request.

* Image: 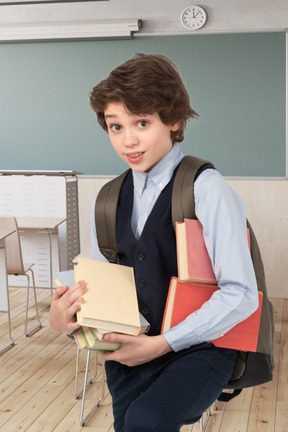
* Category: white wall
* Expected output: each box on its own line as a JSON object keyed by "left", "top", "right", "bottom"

{"left": 226, "top": 178, "right": 288, "bottom": 299}
{"left": 0, "top": 0, "right": 288, "bottom": 34}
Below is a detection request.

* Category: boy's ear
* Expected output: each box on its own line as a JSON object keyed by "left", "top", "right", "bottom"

{"left": 170, "top": 121, "right": 181, "bottom": 132}
{"left": 170, "top": 121, "right": 182, "bottom": 132}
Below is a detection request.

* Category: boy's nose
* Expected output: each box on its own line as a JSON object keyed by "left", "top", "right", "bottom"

{"left": 124, "top": 129, "right": 139, "bottom": 147}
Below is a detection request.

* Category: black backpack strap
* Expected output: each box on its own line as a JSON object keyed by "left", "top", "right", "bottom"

{"left": 217, "top": 389, "right": 242, "bottom": 402}
{"left": 171, "top": 155, "right": 214, "bottom": 226}
{"left": 95, "top": 169, "right": 130, "bottom": 263}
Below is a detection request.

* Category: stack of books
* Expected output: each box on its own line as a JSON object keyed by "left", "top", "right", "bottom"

{"left": 161, "top": 218, "right": 262, "bottom": 352}
{"left": 54, "top": 258, "right": 149, "bottom": 351}
{"left": 57, "top": 219, "right": 262, "bottom": 353}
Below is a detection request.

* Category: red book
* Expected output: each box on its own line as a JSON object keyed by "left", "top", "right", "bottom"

{"left": 176, "top": 219, "right": 216, "bottom": 283}
{"left": 161, "top": 277, "right": 263, "bottom": 352}
{"left": 176, "top": 219, "right": 250, "bottom": 283}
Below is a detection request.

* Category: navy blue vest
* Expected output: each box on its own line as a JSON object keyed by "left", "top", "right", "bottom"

{"left": 116, "top": 170, "right": 178, "bottom": 336}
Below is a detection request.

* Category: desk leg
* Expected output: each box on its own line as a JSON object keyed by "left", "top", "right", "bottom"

{"left": 0, "top": 239, "right": 15, "bottom": 355}
{"left": 48, "top": 229, "right": 54, "bottom": 298}
{"left": 48, "top": 228, "right": 63, "bottom": 297}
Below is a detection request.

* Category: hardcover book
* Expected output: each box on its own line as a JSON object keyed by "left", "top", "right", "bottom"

{"left": 54, "top": 265, "right": 149, "bottom": 350}
{"left": 161, "top": 277, "right": 263, "bottom": 352}
{"left": 75, "top": 258, "right": 146, "bottom": 335}
{"left": 74, "top": 326, "right": 121, "bottom": 351}
{"left": 176, "top": 218, "right": 250, "bottom": 283}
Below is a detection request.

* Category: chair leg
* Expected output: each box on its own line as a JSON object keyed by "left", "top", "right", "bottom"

{"left": 199, "top": 407, "right": 211, "bottom": 432}
{"left": 78, "top": 349, "right": 105, "bottom": 426}
{"left": 24, "top": 269, "right": 42, "bottom": 336}
{"left": 75, "top": 344, "right": 97, "bottom": 399}
{"left": 0, "top": 291, "right": 15, "bottom": 355}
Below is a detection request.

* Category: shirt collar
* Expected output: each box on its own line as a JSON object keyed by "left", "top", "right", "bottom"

{"left": 132, "top": 144, "right": 185, "bottom": 196}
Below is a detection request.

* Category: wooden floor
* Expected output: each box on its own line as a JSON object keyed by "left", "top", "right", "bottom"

{"left": 0, "top": 288, "right": 287, "bottom": 432}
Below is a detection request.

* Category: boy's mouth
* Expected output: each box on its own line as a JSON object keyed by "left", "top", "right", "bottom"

{"left": 126, "top": 152, "right": 145, "bottom": 163}
{"left": 127, "top": 152, "right": 144, "bottom": 158}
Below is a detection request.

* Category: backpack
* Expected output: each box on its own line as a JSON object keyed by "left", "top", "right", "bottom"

{"left": 95, "top": 155, "right": 275, "bottom": 401}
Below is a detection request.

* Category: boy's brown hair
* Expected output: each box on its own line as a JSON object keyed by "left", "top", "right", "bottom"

{"left": 90, "top": 53, "right": 199, "bottom": 143}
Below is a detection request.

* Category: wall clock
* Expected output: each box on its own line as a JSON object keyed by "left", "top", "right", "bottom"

{"left": 181, "top": 5, "right": 207, "bottom": 31}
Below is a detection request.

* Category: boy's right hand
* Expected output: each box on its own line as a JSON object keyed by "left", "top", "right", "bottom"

{"left": 48, "top": 280, "right": 86, "bottom": 335}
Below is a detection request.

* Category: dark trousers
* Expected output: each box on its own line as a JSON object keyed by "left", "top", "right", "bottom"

{"left": 105, "top": 343, "right": 237, "bottom": 432}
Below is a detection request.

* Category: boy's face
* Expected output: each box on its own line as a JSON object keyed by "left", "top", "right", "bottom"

{"left": 104, "top": 102, "right": 180, "bottom": 173}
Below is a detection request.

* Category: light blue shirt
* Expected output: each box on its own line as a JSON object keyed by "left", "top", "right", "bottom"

{"left": 91, "top": 144, "right": 258, "bottom": 352}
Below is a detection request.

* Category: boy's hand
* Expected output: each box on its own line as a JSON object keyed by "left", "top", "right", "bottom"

{"left": 48, "top": 281, "right": 86, "bottom": 335}
{"left": 99, "top": 333, "right": 173, "bottom": 367}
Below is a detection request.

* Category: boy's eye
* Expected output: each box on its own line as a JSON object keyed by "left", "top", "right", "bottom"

{"left": 110, "top": 124, "right": 121, "bottom": 132}
{"left": 138, "top": 120, "right": 149, "bottom": 128}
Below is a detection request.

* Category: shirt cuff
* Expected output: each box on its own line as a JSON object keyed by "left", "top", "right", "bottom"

{"left": 163, "top": 321, "right": 203, "bottom": 352}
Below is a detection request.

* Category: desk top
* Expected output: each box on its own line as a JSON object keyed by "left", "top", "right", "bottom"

{"left": 0, "top": 228, "right": 16, "bottom": 241}
{"left": 17, "top": 217, "right": 66, "bottom": 230}
{"left": 0, "top": 170, "right": 81, "bottom": 176}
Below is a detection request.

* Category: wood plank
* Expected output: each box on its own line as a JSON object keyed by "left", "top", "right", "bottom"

{"left": 0, "top": 334, "right": 74, "bottom": 427}
{"left": 0, "top": 288, "right": 50, "bottom": 340}
{"left": 275, "top": 299, "right": 288, "bottom": 432}
{"left": 246, "top": 298, "right": 282, "bottom": 432}
{"left": 26, "top": 357, "right": 108, "bottom": 431}
{"left": 1, "top": 355, "right": 76, "bottom": 431}
{"left": 216, "top": 386, "right": 254, "bottom": 432}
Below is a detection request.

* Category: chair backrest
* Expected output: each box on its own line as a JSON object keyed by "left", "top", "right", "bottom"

{"left": 0, "top": 216, "right": 25, "bottom": 275}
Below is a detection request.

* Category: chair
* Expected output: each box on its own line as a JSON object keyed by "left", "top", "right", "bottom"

{"left": 75, "top": 345, "right": 105, "bottom": 426}
{"left": 0, "top": 216, "right": 42, "bottom": 336}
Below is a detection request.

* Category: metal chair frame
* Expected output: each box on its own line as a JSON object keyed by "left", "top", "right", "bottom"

{"left": 0, "top": 216, "right": 42, "bottom": 336}
{"left": 22, "top": 267, "right": 42, "bottom": 336}
{"left": 75, "top": 345, "right": 105, "bottom": 426}
{"left": 199, "top": 407, "right": 212, "bottom": 432}
{"left": 0, "top": 233, "right": 15, "bottom": 354}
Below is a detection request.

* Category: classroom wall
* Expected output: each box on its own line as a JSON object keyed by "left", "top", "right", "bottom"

{"left": 227, "top": 178, "right": 288, "bottom": 299}
{"left": 0, "top": 32, "right": 286, "bottom": 176}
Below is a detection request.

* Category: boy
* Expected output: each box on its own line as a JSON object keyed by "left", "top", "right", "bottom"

{"left": 49, "top": 53, "right": 258, "bottom": 432}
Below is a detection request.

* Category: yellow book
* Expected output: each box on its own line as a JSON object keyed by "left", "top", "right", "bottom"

{"left": 75, "top": 258, "right": 143, "bottom": 335}
{"left": 54, "top": 270, "right": 122, "bottom": 351}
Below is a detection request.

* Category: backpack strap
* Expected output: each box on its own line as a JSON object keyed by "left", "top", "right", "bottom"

{"left": 171, "top": 155, "right": 214, "bottom": 226}
{"left": 217, "top": 388, "right": 242, "bottom": 402}
{"left": 95, "top": 156, "right": 214, "bottom": 262}
{"left": 95, "top": 169, "right": 130, "bottom": 263}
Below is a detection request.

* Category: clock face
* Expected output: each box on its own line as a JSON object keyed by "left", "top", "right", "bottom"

{"left": 181, "top": 5, "right": 207, "bottom": 31}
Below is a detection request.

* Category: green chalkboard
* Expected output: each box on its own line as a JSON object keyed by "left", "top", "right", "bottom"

{"left": 0, "top": 32, "right": 285, "bottom": 176}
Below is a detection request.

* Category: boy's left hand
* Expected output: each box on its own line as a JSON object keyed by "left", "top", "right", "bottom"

{"left": 99, "top": 333, "right": 173, "bottom": 367}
